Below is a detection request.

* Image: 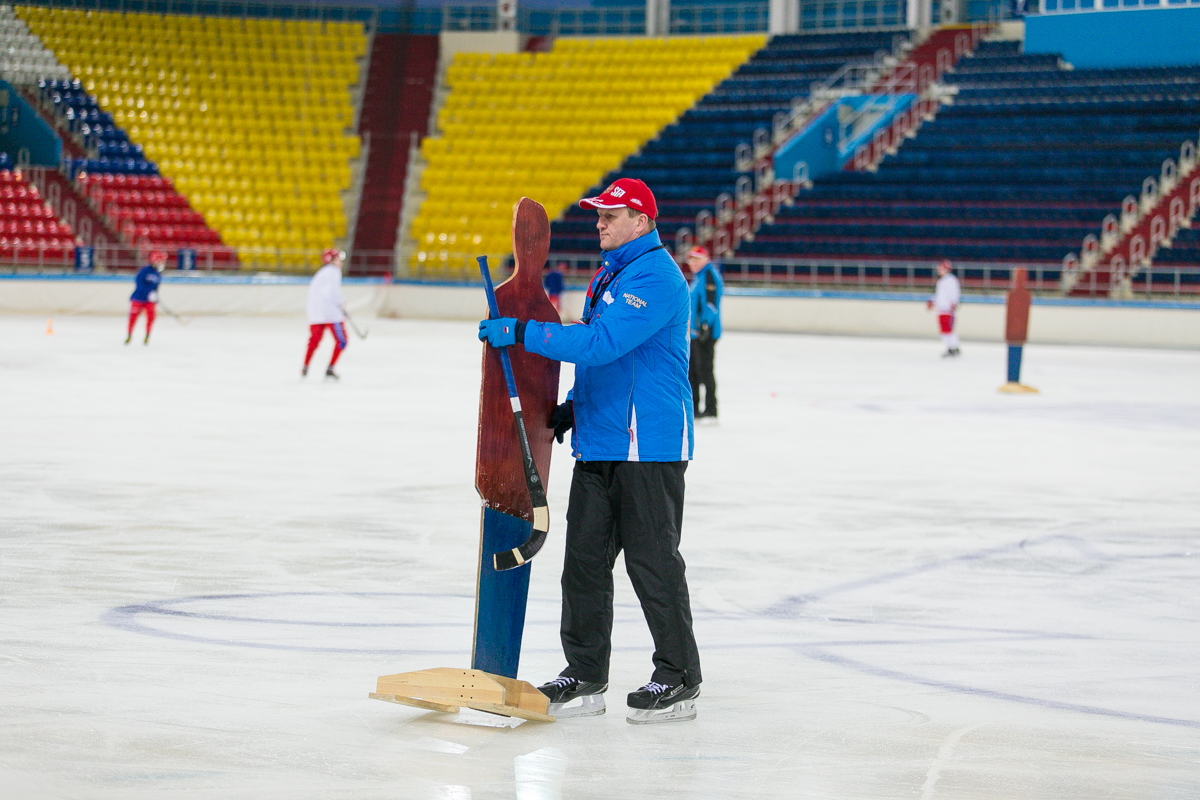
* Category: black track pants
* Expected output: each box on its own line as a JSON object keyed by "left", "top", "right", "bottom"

{"left": 689, "top": 337, "right": 717, "bottom": 417}
{"left": 559, "top": 460, "right": 701, "bottom": 688}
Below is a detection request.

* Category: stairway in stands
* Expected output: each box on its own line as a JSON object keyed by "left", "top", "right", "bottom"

{"left": 737, "top": 40, "right": 1200, "bottom": 267}
{"left": 550, "top": 31, "right": 903, "bottom": 258}
{"left": 349, "top": 33, "right": 438, "bottom": 274}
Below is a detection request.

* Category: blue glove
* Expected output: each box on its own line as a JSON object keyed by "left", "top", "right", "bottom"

{"left": 478, "top": 318, "right": 524, "bottom": 347}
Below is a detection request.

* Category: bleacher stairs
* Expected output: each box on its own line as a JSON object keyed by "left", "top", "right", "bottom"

{"left": 1065, "top": 132, "right": 1200, "bottom": 297}
{"left": 350, "top": 33, "right": 439, "bottom": 274}
{"left": 698, "top": 25, "right": 988, "bottom": 259}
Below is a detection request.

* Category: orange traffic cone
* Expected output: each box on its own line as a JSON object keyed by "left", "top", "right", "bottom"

{"left": 45, "top": 318, "right": 53, "bottom": 335}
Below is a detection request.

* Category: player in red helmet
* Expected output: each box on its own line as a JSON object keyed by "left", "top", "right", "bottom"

{"left": 126, "top": 249, "right": 167, "bottom": 345}
{"left": 303, "top": 248, "right": 349, "bottom": 379}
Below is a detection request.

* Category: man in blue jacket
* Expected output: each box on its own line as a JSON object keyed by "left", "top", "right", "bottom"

{"left": 685, "top": 245, "right": 723, "bottom": 421}
{"left": 479, "top": 178, "right": 701, "bottom": 724}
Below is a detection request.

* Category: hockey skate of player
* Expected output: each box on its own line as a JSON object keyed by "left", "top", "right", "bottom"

{"left": 478, "top": 178, "right": 701, "bottom": 724}
{"left": 303, "top": 248, "right": 350, "bottom": 380}
{"left": 126, "top": 250, "right": 166, "bottom": 345}
{"left": 927, "top": 259, "right": 962, "bottom": 357}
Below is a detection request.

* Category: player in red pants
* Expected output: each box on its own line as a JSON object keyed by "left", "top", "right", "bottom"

{"left": 126, "top": 250, "right": 166, "bottom": 345}
{"left": 303, "top": 248, "right": 348, "bottom": 379}
{"left": 926, "top": 259, "right": 962, "bottom": 357}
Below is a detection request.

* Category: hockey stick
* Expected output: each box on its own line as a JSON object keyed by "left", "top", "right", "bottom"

{"left": 477, "top": 255, "right": 550, "bottom": 572}
{"left": 157, "top": 301, "right": 191, "bottom": 325}
{"left": 343, "top": 308, "right": 369, "bottom": 340}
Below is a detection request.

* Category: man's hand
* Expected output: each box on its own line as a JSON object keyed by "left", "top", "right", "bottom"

{"left": 549, "top": 400, "right": 574, "bottom": 443}
{"left": 478, "top": 318, "right": 524, "bottom": 348}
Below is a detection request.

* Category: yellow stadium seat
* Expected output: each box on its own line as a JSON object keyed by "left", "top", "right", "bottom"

{"left": 19, "top": 6, "right": 366, "bottom": 263}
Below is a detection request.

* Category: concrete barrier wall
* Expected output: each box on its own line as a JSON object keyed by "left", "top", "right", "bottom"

{"left": 378, "top": 282, "right": 1200, "bottom": 349}
{"left": 3, "top": 276, "right": 1198, "bottom": 349}
{"left": 0, "top": 274, "right": 388, "bottom": 317}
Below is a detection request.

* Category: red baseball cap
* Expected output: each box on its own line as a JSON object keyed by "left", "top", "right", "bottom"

{"left": 687, "top": 245, "right": 710, "bottom": 259}
{"left": 579, "top": 178, "right": 657, "bottom": 220}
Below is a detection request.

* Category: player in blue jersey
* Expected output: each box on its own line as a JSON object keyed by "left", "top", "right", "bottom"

{"left": 479, "top": 178, "right": 701, "bottom": 725}
{"left": 126, "top": 250, "right": 166, "bottom": 345}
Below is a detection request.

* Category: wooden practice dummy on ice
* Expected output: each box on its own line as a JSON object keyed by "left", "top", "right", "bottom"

{"left": 999, "top": 267, "right": 1039, "bottom": 394}
{"left": 371, "top": 198, "right": 562, "bottom": 721}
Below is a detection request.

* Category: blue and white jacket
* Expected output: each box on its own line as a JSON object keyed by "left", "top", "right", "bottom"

{"left": 524, "top": 230, "right": 694, "bottom": 462}
{"left": 689, "top": 261, "right": 724, "bottom": 341}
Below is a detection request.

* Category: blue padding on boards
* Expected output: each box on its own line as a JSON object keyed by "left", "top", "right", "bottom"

{"left": 472, "top": 507, "right": 533, "bottom": 679}
{"left": 1007, "top": 344, "right": 1024, "bottom": 384}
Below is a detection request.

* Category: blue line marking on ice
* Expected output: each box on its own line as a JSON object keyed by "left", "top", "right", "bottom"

{"left": 798, "top": 646, "right": 1200, "bottom": 730}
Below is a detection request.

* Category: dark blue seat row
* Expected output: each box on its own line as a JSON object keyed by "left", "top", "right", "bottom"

{"left": 773, "top": 201, "right": 1112, "bottom": 223}
{"left": 737, "top": 238, "right": 1077, "bottom": 262}
{"left": 751, "top": 221, "right": 1095, "bottom": 242}
{"left": 70, "top": 157, "right": 159, "bottom": 176}
{"left": 888, "top": 149, "right": 1180, "bottom": 168}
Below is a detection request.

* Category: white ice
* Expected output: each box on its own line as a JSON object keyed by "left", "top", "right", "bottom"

{"left": 1, "top": 312, "right": 1198, "bottom": 799}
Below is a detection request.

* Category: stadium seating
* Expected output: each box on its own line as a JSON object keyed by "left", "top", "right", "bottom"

{"left": 33, "top": 78, "right": 233, "bottom": 259}
{"left": 737, "top": 39, "right": 1200, "bottom": 266}
{"left": 550, "top": 31, "right": 905, "bottom": 256}
{"left": 0, "top": 165, "right": 76, "bottom": 263}
{"left": 17, "top": 6, "right": 365, "bottom": 267}
{"left": 410, "top": 33, "right": 765, "bottom": 273}
{"left": 0, "top": 4, "right": 69, "bottom": 84}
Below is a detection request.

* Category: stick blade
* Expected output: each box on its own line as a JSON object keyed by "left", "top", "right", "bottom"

{"left": 493, "top": 527, "right": 547, "bottom": 572}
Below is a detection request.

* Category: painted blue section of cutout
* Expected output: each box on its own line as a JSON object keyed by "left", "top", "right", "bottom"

{"left": 472, "top": 507, "right": 533, "bottom": 679}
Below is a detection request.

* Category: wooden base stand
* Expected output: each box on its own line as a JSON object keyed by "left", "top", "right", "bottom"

{"left": 370, "top": 668, "right": 555, "bottom": 722}
{"left": 998, "top": 382, "right": 1039, "bottom": 394}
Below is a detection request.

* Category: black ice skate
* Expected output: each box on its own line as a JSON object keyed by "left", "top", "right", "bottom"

{"left": 536, "top": 676, "right": 607, "bottom": 718}
{"left": 301, "top": 365, "right": 308, "bottom": 377}
{"left": 124, "top": 334, "right": 131, "bottom": 345}
{"left": 941, "top": 347, "right": 960, "bottom": 358}
{"left": 143, "top": 334, "right": 150, "bottom": 345}
{"left": 325, "top": 367, "right": 339, "bottom": 380}
{"left": 626, "top": 681, "right": 699, "bottom": 725}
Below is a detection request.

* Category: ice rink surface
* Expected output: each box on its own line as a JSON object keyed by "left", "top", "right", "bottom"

{"left": 2, "top": 312, "right": 1198, "bottom": 800}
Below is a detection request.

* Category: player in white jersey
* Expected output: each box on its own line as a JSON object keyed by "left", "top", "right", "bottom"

{"left": 303, "top": 248, "right": 348, "bottom": 379}
{"left": 926, "top": 259, "right": 962, "bottom": 357}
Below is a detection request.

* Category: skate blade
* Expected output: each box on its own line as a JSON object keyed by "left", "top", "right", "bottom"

{"left": 549, "top": 694, "right": 605, "bottom": 719}
{"left": 626, "top": 699, "right": 697, "bottom": 725}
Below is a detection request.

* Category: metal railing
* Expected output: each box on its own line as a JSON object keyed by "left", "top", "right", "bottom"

{"left": 5, "top": 246, "right": 1197, "bottom": 302}
{"left": 796, "top": 0, "right": 907, "bottom": 30}
{"left": 0, "top": 243, "right": 396, "bottom": 274}
{"left": 545, "top": 253, "right": 1200, "bottom": 301}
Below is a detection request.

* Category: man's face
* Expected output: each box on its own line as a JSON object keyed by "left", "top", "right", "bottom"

{"left": 152, "top": 258, "right": 166, "bottom": 270}
{"left": 937, "top": 263, "right": 950, "bottom": 277}
{"left": 596, "top": 208, "right": 646, "bottom": 251}
{"left": 686, "top": 253, "right": 707, "bottom": 273}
